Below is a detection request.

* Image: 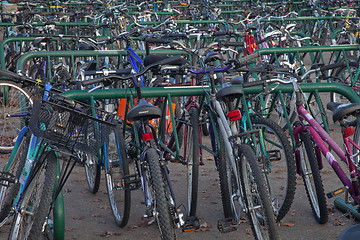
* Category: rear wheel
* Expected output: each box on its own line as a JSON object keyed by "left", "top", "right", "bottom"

{"left": 146, "top": 148, "right": 175, "bottom": 240}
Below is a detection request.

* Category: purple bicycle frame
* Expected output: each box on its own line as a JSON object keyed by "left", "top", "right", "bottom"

{"left": 293, "top": 104, "right": 360, "bottom": 204}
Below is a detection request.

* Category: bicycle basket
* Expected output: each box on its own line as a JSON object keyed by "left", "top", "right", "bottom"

{"left": 29, "top": 95, "right": 115, "bottom": 155}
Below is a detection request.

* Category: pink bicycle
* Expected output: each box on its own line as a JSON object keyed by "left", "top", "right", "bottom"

{"left": 243, "top": 61, "right": 360, "bottom": 224}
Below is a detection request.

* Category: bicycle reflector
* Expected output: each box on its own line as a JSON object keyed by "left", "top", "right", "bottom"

{"left": 142, "top": 132, "right": 154, "bottom": 141}
{"left": 344, "top": 126, "right": 355, "bottom": 137}
{"left": 228, "top": 109, "right": 242, "bottom": 121}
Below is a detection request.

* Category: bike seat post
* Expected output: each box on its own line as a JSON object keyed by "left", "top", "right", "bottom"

{"left": 131, "top": 74, "right": 142, "bottom": 100}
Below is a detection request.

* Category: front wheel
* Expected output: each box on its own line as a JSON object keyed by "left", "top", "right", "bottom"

{"left": 251, "top": 116, "right": 296, "bottom": 221}
{"left": 105, "top": 123, "right": 131, "bottom": 227}
{"left": 239, "top": 144, "right": 278, "bottom": 240}
{"left": 185, "top": 107, "right": 200, "bottom": 217}
{"left": 9, "top": 150, "right": 57, "bottom": 240}
{"left": 0, "top": 129, "right": 30, "bottom": 222}
{"left": 0, "top": 81, "right": 33, "bottom": 153}
{"left": 298, "top": 130, "right": 328, "bottom": 224}
{"left": 84, "top": 153, "right": 101, "bottom": 194}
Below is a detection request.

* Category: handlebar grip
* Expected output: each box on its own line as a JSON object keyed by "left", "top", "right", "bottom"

{"left": 242, "top": 80, "right": 266, "bottom": 88}
{"left": 237, "top": 52, "right": 260, "bottom": 64}
{"left": 144, "top": 37, "right": 172, "bottom": 44}
{"left": 319, "top": 61, "right": 344, "bottom": 72}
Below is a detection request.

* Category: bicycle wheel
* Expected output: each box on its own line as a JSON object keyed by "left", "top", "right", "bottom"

{"left": 263, "top": 92, "right": 297, "bottom": 130}
{"left": 158, "top": 97, "right": 184, "bottom": 151}
{"left": 0, "top": 129, "right": 30, "bottom": 222}
{"left": 331, "top": 61, "right": 360, "bottom": 104}
{"left": 105, "top": 123, "right": 131, "bottom": 227}
{"left": 9, "top": 150, "right": 57, "bottom": 240}
{"left": 251, "top": 116, "right": 296, "bottom": 221}
{"left": 146, "top": 147, "right": 175, "bottom": 240}
{"left": 211, "top": 121, "right": 232, "bottom": 218}
{"left": 239, "top": 144, "right": 278, "bottom": 240}
{"left": 185, "top": 107, "right": 200, "bottom": 217}
{"left": 298, "top": 130, "right": 328, "bottom": 224}
{"left": 0, "top": 81, "right": 33, "bottom": 153}
{"left": 84, "top": 152, "right": 101, "bottom": 194}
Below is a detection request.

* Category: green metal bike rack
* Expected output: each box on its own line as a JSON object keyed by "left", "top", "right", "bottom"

{"left": 15, "top": 49, "right": 189, "bottom": 81}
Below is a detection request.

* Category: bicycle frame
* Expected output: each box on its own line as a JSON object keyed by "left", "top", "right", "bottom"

{"left": 293, "top": 103, "right": 360, "bottom": 204}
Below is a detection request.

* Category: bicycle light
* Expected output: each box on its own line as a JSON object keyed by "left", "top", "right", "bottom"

{"left": 228, "top": 109, "right": 242, "bottom": 121}
{"left": 344, "top": 126, "right": 355, "bottom": 137}
{"left": 142, "top": 132, "right": 154, "bottom": 141}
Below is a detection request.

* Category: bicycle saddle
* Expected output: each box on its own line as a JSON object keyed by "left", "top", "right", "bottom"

{"left": 216, "top": 83, "right": 243, "bottom": 102}
{"left": 127, "top": 99, "right": 162, "bottom": 122}
{"left": 327, "top": 102, "right": 360, "bottom": 123}
{"left": 204, "top": 52, "right": 223, "bottom": 64}
{"left": 78, "top": 42, "right": 95, "bottom": 51}
{"left": 230, "top": 76, "right": 244, "bottom": 85}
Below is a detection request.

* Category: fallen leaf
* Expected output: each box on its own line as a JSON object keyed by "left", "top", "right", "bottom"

{"left": 281, "top": 222, "right": 295, "bottom": 227}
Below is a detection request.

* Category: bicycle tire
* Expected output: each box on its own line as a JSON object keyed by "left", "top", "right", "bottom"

{"left": 264, "top": 92, "right": 297, "bottom": 130}
{"left": 251, "top": 116, "right": 296, "bottom": 221}
{"left": 9, "top": 150, "right": 57, "bottom": 240}
{"left": 212, "top": 121, "right": 232, "bottom": 218}
{"left": 185, "top": 107, "right": 200, "bottom": 217}
{"left": 0, "top": 129, "right": 30, "bottom": 222}
{"left": 84, "top": 153, "right": 101, "bottom": 194}
{"left": 105, "top": 123, "right": 131, "bottom": 227}
{"left": 158, "top": 97, "right": 184, "bottom": 151}
{"left": 306, "top": 92, "right": 329, "bottom": 128}
{"left": 331, "top": 61, "right": 360, "bottom": 104}
{"left": 239, "top": 144, "right": 279, "bottom": 240}
{"left": 0, "top": 81, "right": 33, "bottom": 153}
{"left": 299, "top": 130, "right": 328, "bottom": 224}
{"left": 146, "top": 147, "right": 175, "bottom": 240}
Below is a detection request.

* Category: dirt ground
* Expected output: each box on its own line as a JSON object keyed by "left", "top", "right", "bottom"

{"left": 0, "top": 103, "right": 359, "bottom": 240}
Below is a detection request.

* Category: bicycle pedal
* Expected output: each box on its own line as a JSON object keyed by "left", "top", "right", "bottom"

{"left": 181, "top": 216, "right": 200, "bottom": 232}
{"left": 0, "top": 171, "right": 16, "bottom": 187}
{"left": 327, "top": 187, "right": 346, "bottom": 198}
{"left": 122, "top": 174, "right": 141, "bottom": 191}
{"left": 267, "top": 150, "right": 281, "bottom": 161}
{"left": 217, "top": 218, "right": 237, "bottom": 233}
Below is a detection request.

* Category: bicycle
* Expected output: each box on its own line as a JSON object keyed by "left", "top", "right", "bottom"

{"left": 241, "top": 61, "right": 360, "bottom": 224}
{"left": 80, "top": 55, "right": 200, "bottom": 239}
{"left": 0, "top": 91, "right": 116, "bottom": 239}
{"left": 187, "top": 56, "right": 279, "bottom": 239}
